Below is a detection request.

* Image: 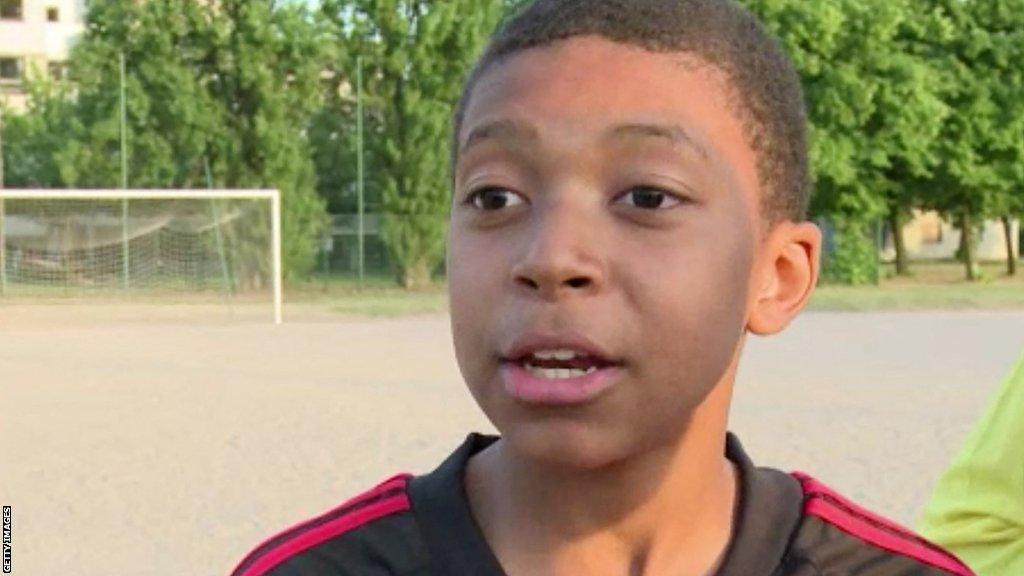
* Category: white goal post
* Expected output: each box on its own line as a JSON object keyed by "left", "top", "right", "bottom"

{"left": 0, "top": 189, "right": 282, "bottom": 324}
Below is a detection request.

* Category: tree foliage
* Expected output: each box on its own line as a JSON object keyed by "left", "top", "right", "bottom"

{"left": 5, "top": 0, "right": 1021, "bottom": 286}
{"left": 743, "top": 0, "right": 951, "bottom": 283}
{"left": 0, "top": 79, "right": 74, "bottom": 187}
{"left": 319, "top": 0, "right": 504, "bottom": 288}
{"left": 921, "top": 0, "right": 1024, "bottom": 279}
{"left": 742, "top": 0, "right": 1022, "bottom": 283}
{"left": 3, "top": 0, "right": 330, "bottom": 278}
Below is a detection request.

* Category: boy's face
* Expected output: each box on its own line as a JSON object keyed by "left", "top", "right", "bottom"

{"left": 447, "top": 36, "right": 771, "bottom": 468}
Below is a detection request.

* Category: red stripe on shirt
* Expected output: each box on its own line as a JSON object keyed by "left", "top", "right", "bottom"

{"left": 231, "top": 473, "right": 412, "bottom": 576}
{"left": 238, "top": 494, "right": 410, "bottom": 576}
{"left": 792, "top": 471, "right": 974, "bottom": 576}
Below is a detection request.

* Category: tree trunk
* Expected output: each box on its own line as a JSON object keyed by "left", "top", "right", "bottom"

{"left": 960, "top": 212, "right": 980, "bottom": 282}
{"left": 1002, "top": 215, "right": 1017, "bottom": 276}
{"left": 401, "top": 258, "right": 432, "bottom": 291}
{"left": 888, "top": 209, "right": 910, "bottom": 276}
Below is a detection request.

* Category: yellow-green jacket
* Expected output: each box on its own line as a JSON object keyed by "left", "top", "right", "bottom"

{"left": 919, "top": 352, "right": 1024, "bottom": 576}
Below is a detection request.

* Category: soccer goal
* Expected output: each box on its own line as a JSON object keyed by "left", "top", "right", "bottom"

{"left": 0, "top": 189, "right": 282, "bottom": 324}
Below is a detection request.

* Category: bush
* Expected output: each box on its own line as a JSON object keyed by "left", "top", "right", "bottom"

{"left": 821, "top": 218, "right": 880, "bottom": 286}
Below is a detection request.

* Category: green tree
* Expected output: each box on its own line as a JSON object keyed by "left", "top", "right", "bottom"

{"left": 743, "top": 0, "right": 951, "bottom": 284}
{"left": 976, "top": 0, "right": 1023, "bottom": 277}
{"left": 20, "top": 0, "right": 330, "bottom": 278}
{"left": 924, "top": 0, "right": 1024, "bottom": 280}
{"left": 0, "top": 77, "right": 74, "bottom": 187}
{"left": 323, "top": 0, "right": 504, "bottom": 289}
{"left": 870, "top": 5, "right": 951, "bottom": 278}
{"left": 56, "top": 0, "right": 219, "bottom": 188}
{"left": 204, "top": 0, "right": 331, "bottom": 279}
{"left": 308, "top": 8, "right": 374, "bottom": 216}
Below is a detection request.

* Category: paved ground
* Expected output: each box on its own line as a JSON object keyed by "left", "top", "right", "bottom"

{"left": 1, "top": 307, "right": 1022, "bottom": 576}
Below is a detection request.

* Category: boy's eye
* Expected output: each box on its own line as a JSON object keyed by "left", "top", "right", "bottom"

{"left": 614, "top": 186, "right": 687, "bottom": 210}
{"left": 465, "top": 187, "right": 526, "bottom": 211}
{"left": 463, "top": 185, "right": 688, "bottom": 212}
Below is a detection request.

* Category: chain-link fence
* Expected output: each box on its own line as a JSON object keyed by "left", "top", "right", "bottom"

{"left": 316, "top": 213, "right": 449, "bottom": 285}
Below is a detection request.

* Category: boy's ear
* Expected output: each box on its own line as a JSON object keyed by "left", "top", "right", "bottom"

{"left": 746, "top": 221, "right": 822, "bottom": 336}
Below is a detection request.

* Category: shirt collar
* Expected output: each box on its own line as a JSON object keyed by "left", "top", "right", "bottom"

{"left": 716, "top": 433, "right": 804, "bottom": 575}
{"left": 408, "top": 432, "right": 803, "bottom": 576}
{"left": 408, "top": 433, "right": 506, "bottom": 574}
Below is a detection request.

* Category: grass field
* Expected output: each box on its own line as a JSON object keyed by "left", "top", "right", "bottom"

{"left": 285, "top": 260, "right": 1024, "bottom": 317}
{"left": 811, "top": 261, "right": 1024, "bottom": 311}
{"left": 288, "top": 274, "right": 449, "bottom": 317}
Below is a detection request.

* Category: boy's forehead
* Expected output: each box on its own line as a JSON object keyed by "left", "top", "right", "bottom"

{"left": 459, "top": 36, "right": 736, "bottom": 154}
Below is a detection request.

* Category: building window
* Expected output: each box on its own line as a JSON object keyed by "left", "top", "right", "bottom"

{"left": 46, "top": 6, "right": 59, "bottom": 22}
{"left": 0, "top": 0, "right": 24, "bottom": 20}
{"left": 0, "top": 58, "right": 23, "bottom": 82}
{"left": 48, "top": 61, "right": 66, "bottom": 81}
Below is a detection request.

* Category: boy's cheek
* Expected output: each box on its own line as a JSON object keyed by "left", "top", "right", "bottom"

{"left": 447, "top": 256, "right": 504, "bottom": 394}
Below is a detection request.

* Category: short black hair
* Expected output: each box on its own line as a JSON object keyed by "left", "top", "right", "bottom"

{"left": 452, "top": 0, "right": 810, "bottom": 223}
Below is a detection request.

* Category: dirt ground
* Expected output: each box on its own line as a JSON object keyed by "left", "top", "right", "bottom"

{"left": 1, "top": 305, "right": 1023, "bottom": 576}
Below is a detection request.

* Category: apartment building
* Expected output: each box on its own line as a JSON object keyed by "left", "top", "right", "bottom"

{"left": 0, "top": 0, "right": 85, "bottom": 111}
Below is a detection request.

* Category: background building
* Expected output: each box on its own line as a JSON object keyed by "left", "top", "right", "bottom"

{"left": 0, "top": 0, "right": 85, "bottom": 111}
{"left": 885, "top": 211, "right": 1020, "bottom": 262}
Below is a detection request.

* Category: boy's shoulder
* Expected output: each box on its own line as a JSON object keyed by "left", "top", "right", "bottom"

{"left": 783, "top": 470, "right": 975, "bottom": 576}
{"left": 724, "top": 435, "right": 974, "bottom": 575}
{"left": 228, "top": 473, "right": 430, "bottom": 576}
{"left": 228, "top": 433, "right": 976, "bottom": 576}
{"left": 227, "top": 434, "right": 503, "bottom": 576}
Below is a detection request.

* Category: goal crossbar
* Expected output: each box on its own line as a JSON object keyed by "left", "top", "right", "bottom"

{"left": 0, "top": 189, "right": 278, "bottom": 200}
{"left": 0, "top": 189, "right": 283, "bottom": 324}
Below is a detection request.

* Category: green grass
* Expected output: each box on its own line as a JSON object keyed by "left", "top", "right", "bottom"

{"left": 808, "top": 283, "right": 1024, "bottom": 311}
{"left": 290, "top": 260, "right": 1024, "bottom": 317}
{"left": 808, "top": 260, "right": 1024, "bottom": 311}
{"left": 326, "top": 290, "right": 448, "bottom": 317}
{"left": 4, "top": 262, "right": 1019, "bottom": 317}
{"left": 288, "top": 273, "right": 448, "bottom": 317}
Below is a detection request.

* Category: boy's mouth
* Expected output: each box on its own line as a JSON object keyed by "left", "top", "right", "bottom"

{"left": 498, "top": 332, "right": 625, "bottom": 401}
{"left": 498, "top": 356, "right": 624, "bottom": 405}
{"left": 500, "top": 331, "right": 623, "bottom": 370}
{"left": 504, "top": 352, "right": 617, "bottom": 374}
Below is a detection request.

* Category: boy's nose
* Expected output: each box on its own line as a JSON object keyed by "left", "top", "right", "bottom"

{"left": 510, "top": 199, "right": 605, "bottom": 299}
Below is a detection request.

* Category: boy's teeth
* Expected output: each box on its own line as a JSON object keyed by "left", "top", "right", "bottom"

{"left": 532, "top": 349, "right": 581, "bottom": 361}
{"left": 523, "top": 362, "right": 598, "bottom": 380}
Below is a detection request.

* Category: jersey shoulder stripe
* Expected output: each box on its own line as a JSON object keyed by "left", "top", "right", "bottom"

{"left": 230, "top": 473, "right": 413, "bottom": 576}
{"left": 791, "top": 471, "right": 973, "bottom": 575}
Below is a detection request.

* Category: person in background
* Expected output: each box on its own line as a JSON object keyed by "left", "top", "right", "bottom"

{"left": 919, "top": 350, "right": 1024, "bottom": 575}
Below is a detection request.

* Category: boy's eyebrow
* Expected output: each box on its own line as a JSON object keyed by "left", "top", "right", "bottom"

{"left": 459, "top": 119, "right": 708, "bottom": 161}
{"left": 606, "top": 123, "right": 709, "bottom": 161}
{"left": 460, "top": 118, "right": 539, "bottom": 155}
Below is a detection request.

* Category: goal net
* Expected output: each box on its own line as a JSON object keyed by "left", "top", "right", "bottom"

{"left": 0, "top": 189, "right": 282, "bottom": 324}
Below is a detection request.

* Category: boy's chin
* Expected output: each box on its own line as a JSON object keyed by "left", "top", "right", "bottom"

{"left": 500, "top": 421, "right": 648, "bottom": 472}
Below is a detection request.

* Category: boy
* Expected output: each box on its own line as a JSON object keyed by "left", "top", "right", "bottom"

{"left": 231, "top": 0, "right": 975, "bottom": 574}
{"left": 919, "top": 351, "right": 1024, "bottom": 575}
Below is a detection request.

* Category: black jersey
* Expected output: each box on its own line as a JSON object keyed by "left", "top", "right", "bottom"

{"left": 230, "top": 433, "right": 974, "bottom": 576}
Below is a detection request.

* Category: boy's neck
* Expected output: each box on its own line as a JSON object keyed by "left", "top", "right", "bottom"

{"left": 465, "top": 379, "right": 739, "bottom": 576}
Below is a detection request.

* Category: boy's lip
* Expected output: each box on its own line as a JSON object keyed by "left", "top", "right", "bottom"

{"left": 498, "top": 362, "right": 624, "bottom": 405}
{"left": 500, "top": 330, "right": 623, "bottom": 365}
